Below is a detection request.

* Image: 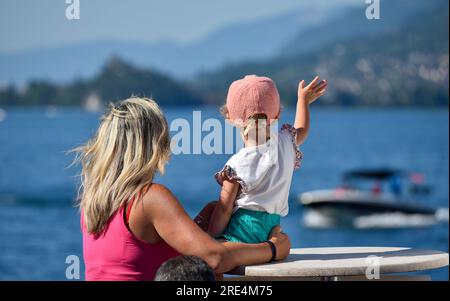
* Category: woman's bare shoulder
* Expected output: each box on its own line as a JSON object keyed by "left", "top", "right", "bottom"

{"left": 141, "top": 183, "right": 181, "bottom": 210}
{"left": 147, "top": 183, "right": 173, "bottom": 196}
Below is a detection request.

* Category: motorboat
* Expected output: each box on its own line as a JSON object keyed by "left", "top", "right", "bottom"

{"left": 298, "top": 168, "right": 446, "bottom": 228}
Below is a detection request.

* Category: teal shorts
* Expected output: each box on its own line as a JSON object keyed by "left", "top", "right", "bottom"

{"left": 219, "top": 208, "right": 281, "bottom": 244}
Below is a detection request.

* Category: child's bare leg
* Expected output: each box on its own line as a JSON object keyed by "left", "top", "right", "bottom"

{"left": 194, "top": 201, "right": 218, "bottom": 231}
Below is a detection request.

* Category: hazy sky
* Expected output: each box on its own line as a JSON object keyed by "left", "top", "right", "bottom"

{"left": 0, "top": 0, "right": 361, "bottom": 53}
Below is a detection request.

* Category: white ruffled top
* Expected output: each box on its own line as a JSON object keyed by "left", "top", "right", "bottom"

{"left": 215, "top": 124, "right": 302, "bottom": 216}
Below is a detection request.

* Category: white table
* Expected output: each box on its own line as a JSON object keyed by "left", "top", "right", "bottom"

{"left": 227, "top": 247, "right": 449, "bottom": 281}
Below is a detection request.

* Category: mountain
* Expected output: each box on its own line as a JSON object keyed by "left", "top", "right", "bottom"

{"left": 0, "top": 58, "right": 204, "bottom": 107}
{"left": 283, "top": 0, "right": 446, "bottom": 56}
{"left": 195, "top": 0, "right": 449, "bottom": 107}
{"left": 1, "top": 0, "right": 447, "bottom": 108}
{"left": 0, "top": 5, "right": 346, "bottom": 85}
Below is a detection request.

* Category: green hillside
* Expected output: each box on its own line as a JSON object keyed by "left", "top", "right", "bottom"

{"left": 0, "top": 1, "right": 448, "bottom": 108}
{"left": 0, "top": 58, "right": 204, "bottom": 107}
{"left": 195, "top": 1, "right": 449, "bottom": 107}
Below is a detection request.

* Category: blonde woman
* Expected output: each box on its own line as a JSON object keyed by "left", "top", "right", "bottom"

{"left": 75, "top": 97, "right": 290, "bottom": 281}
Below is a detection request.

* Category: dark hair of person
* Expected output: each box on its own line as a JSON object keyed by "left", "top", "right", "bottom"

{"left": 154, "top": 255, "right": 216, "bottom": 281}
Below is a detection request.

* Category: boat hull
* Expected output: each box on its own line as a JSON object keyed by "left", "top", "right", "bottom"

{"left": 299, "top": 190, "right": 438, "bottom": 228}
{"left": 299, "top": 190, "right": 436, "bottom": 215}
{"left": 303, "top": 199, "right": 436, "bottom": 215}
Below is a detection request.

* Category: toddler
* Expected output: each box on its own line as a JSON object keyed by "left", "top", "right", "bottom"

{"left": 207, "top": 75, "right": 327, "bottom": 243}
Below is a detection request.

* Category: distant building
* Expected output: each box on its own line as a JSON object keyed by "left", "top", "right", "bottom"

{"left": 83, "top": 93, "right": 103, "bottom": 112}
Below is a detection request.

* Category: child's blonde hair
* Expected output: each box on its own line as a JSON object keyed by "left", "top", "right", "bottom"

{"left": 220, "top": 104, "right": 270, "bottom": 144}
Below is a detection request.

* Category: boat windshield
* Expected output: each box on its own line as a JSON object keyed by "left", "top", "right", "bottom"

{"left": 342, "top": 169, "right": 431, "bottom": 201}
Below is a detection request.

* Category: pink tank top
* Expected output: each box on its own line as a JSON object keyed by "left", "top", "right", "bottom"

{"left": 81, "top": 201, "right": 180, "bottom": 281}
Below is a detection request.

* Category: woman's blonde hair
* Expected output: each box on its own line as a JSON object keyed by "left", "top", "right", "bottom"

{"left": 73, "top": 97, "right": 170, "bottom": 236}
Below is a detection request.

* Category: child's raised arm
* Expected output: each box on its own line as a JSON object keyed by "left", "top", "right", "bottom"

{"left": 294, "top": 76, "right": 328, "bottom": 145}
{"left": 208, "top": 179, "right": 240, "bottom": 237}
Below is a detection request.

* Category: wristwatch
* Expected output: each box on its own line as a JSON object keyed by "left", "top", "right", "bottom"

{"left": 265, "top": 240, "right": 277, "bottom": 262}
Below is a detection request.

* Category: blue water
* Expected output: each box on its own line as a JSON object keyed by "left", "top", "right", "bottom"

{"left": 0, "top": 107, "right": 448, "bottom": 280}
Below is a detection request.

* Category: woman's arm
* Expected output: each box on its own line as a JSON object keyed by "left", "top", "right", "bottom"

{"left": 221, "top": 226, "right": 290, "bottom": 269}
{"left": 294, "top": 76, "right": 327, "bottom": 145}
{"left": 207, "top": 179, "right": 240, "bottom": 237}
{"left": 143, "top": 184, "right": 290, "bottom": 273}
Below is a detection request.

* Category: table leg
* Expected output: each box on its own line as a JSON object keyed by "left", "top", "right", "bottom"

{"left": 320, "top": 276, "right": 340, "bottom": 281}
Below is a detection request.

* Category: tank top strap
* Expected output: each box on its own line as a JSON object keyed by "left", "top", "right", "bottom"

{"left": 124, "top": 184, "right": 152, "bottom": 229}
{"left": 125, "top": 196, "right": 135, "bottom": 226}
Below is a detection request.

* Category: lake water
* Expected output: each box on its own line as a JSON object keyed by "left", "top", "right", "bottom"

{"left": 0, "top": 107, "right": 448, "bottom": 280}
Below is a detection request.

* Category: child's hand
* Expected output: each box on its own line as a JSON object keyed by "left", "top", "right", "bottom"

{"left": 298, "top": 76, "right": 328, "bottom": 104}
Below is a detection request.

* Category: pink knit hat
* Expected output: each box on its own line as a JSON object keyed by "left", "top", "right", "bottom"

{"left": 226, "top": 75, "right": 280, "bottom": 126}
